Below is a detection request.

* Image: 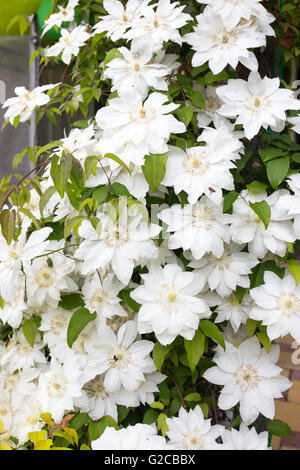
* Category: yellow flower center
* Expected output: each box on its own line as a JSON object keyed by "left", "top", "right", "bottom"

{"left": 168, "top": 293, "right": 177, "bottom": 302}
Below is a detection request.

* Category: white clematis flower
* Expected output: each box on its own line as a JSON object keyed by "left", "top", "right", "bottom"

{"left": 249, "top": 270, "right": 300, "bottom": 341}
{"left": 37, "top": 358, "right": 84, "bottom": 423}
{"left": 42, "top": 0, "right": 79, "bottom": 36}
{"left": 166, "top": 405, "right": 224, "bottom": 450}
{"left": 82, "top": 271, "right": 127, "bottom": 321}
{"left": 158, "top": 197, "right": 231, "bottom": 260}
{"left": 3, "top": 84, "right": 59, "bottom": 124}
{"left": 162, "top": 124, "right": 243, "bottom": 205}
{"left": 95, "top": 91, "right": 186, "bottom": 167}
{"left": 87, "top": 321, "right": 156, "bottom": 393}
{"left": 24, "top": 241, "right": 77, "bottom": 309}
{"left": 184, "top": 7, "right": 265, "bottom": 74}
{"left": 221, "top": 423, "right": 271, "bottom": 450}
{"left": 75, "top": 205, "right": 161, "bottom": 284}
{"left": 199, "top": 0, "right": 274, "bottom": 31}
{"left": 131, "top": 263, "right": 211, "bottom": 345}
{"left": 213, "top": 293, "right": 253, "bottom": 333}
{"left": 228, "top": 189, "right": 296, "bottom": 258}
{"left": 125, "top": 0, "right": 192, "bottom": 52}
{"left": 203, "top": 337, "right": 291, "bottom": 424}
{"left": 91, "top": 423, "right": 167, "bottom": 450}
{"left": 104, "top": 42, "right": 171, "bottom": 100}
{"left": 93, "top": 0, "right": 148, "bottom": 42}
{"left": 216, "top": 72, "right": 300, "bottom": 139}
{"left": 189, "top": 243, "right": 259, "bottom": 298}
{"left": 46, "top": 25, "right": 91, "bottom": 64}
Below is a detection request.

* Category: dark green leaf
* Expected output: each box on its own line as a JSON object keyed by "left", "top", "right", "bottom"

{"left": 152, "top": 342, "right": 172, "bottom": 371}
{"left": 200, "top": 320, "right": 225, "bottom": 350}
{"left": 249, "top": 201, "right": 271, "bottom": 229}
{"left": 70, "top": 413, "right": 91, "bottom": 430}
{"left": 175, "top": 106, "right": 194, "bottom": 127}
{"left": 67, "top": 308, "right": 97, "bottom": 348}
{"left": 23, "top": 317, "right": 41, "bottom": 347}
{"left": 266, "top": 157, "right": 289, "bottom": 189}
{"left": 184, "top": 330, "right": 205, "bottom": 372}
{"left": 59, "top": 293, "right": 85, "bottom": 311}
{"left": 267, "top": 419, "right": 291, "bottom": 437}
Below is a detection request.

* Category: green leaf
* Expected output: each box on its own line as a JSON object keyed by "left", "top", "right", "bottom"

{"left": 223, "top": 191, "right": 239, "bottom": 213}
{"left": 67, "top": 308, "right": 97, "bottom": 348}
{"left": 189, "top": 90, "right": 205, "bottom": 109}
{"left": 39, "top": 186, "right": 56, "bottom": 217}
{"left": 175, "top": 106, "right": 194, "bottom": 126}
{"left": 199, "top": 402, "right": 209, "bottom": 418}
{"left": 256, "top": 329, "right": 271, "bottom": 352}
{"left": 0, "top": 209, "right": 16, "bottom": 245}
{"left": 93, "top": 185, "right": 107, "bottom": 204}
{"left": 70, "top": 156, "right": 84, "bottom": 188}
{"left": 267, "top": 419, "right": 291, "bottom": 437}
{"left": 117, "top": 405, "right": 130, "bottom": 423}
{"left": 184, "top": 330, "right": 205, "bottom": 372}
{"left": 157, "top": 413, "right": 169, "bottom": 436}
{"left": 143, "top": 409, "right": 158, "bottom": 425}
{"left": 111, "top": 182, "right": 131, "bottom": 197}
{"left": 200, "top": 320, "right": 225, "bottom": 350}
{"left": 64, "top": 216, "right": 85, "bottom": 239}
{"left": 88, "top": 421, "right": 106, "bottom": 441}
{"left": 246, "top": 318, "right": 259, "bottom": 338}
{"left": 150, "top": 402, "right": 164, "bottom": 410}
{"left": 198, "top": 70, "right": 228, "bottom": 86}
{"left": 70, "top": 413, "right": 91, "bottom": 430}
{"left": 152, "top": 342, "right": 172, "bottom": 371}
{"left": 78, "top": 198, "right": 98, "bottom": 213}
{"left": 231, "top": 415, "right": 242, "bottom": 428}
{"left": 252, "top": 260, "right": 285, "bottom": 288}
{"left": 23, "top": 317, "right": 41, "bottom": 347}
{"left": 29, "top": 49, "right": 40, "bottom": 67}
{"left": 249, "top": 201, "right": 271, "bottom": 229}
{"left": 104, "top": 153, "right": 131, "bottom": 174}
{"left": 258, "top": 147, "right": 288, "bottom": 163}
{"left": 184, "top": 392, "right": 201, "bottom": 402}
{"left": 176, "top": 74, "right": 193, "bottom": 92}
{"left": 120, "top": 289, "right": 141, "bottom": 312}
{"left": 246, "top": 181, "right": 268, "bottom": 193}
{"left": 104, "top": 48, "right": 123, "bottom": 68}
{"left": 99, "top": 416, "right": 119, "bottom": 430}
{"left": 287, "top": 259, "right": 300, "bottom": 285}
{"left": 266, "top": 157, "right": 289, "bottom": 189}
{"left": 85, "top": 156, "right": 98, "bottom": 179}
{"left": 0, "top": 188, "right": 13, "bottom": 212}
{"left": 19, "top": 208, "right": 41, "bottom": 230}
{"left": 51, "top": 153, "right": 73, "bottom": 198}
{"left": 142, "top": 153, "right": 168, "bottom": 192}
{"left": 59, "top": 293, "right": 85, "bottom": 311}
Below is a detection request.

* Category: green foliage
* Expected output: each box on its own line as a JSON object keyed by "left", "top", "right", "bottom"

{"left": 142, "top": 153, "right": 168, "bottom": 192}
{"left": 67, "top": 308, "right": 97, "bottom": 348}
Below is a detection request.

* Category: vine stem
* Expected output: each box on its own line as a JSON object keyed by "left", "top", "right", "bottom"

{"left": 0, "top": 159, "right": 51, "bottom": 211}
{"left": 165, "top": 367, "right": 187, "bottom": 409}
